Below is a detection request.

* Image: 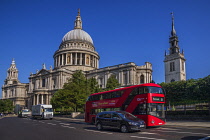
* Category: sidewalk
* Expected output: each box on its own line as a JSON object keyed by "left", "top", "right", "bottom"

{"left": 54, "top": 116, "right": 210, "bottom": 128}
{"left": 165, "top": 120, "right": 210, "bottom": 128}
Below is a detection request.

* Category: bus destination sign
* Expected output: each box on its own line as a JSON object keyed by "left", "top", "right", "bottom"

{"left": 152, "top": 97, "right": 164, "bottom": 102}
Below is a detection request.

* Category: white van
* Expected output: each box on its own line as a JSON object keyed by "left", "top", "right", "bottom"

{"left": 32, "top": 104, "right": 53, "bottom": 119}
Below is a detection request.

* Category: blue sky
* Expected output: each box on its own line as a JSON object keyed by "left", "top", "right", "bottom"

{"left": 1, "top": 0, "right": 210, "bottom": 97}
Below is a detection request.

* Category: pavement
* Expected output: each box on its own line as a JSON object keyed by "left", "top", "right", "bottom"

{"left": 165, "top": 120, "right": 210, "bottom": 128}
{"left": 53, "top": 116, "right": 210, "bottom": 129}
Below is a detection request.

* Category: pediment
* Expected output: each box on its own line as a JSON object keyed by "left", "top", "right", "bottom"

{"left": 36, "top": 69, "right": 50, "bottom": 76}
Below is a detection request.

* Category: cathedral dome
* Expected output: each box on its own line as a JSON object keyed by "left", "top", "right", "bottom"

{"left": 54, "top": 9, "right": 100, "bottom": 72}
{"left": 62, "top": 29, "right": 93, "bottom": 44}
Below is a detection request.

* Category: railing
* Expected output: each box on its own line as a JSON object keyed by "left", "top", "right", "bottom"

{"left": 87, "top": 62, "right": 136, "bottom": 73}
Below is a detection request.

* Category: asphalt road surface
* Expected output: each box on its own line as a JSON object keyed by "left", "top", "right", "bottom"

{"left": 0, "top": 116, "right": 209, "bottom": 140}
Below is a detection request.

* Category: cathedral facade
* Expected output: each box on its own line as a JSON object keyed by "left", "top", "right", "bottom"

{"left": 2, "top": 10, "right": 152, "bottom": 109}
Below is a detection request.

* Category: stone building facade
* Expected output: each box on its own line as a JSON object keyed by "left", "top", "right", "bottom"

{"left": 2, "top": 10, "right": 152, "bottom": 109}
{"left": 1, "top": 59, "right": 29, "bottom": 107}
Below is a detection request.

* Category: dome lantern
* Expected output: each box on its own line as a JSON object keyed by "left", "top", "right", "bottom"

{"left": 61, "top": 9, "right": 93, "bottom": 45}
{"left": 74, "top": 8, "right": 82, "bottom": 29}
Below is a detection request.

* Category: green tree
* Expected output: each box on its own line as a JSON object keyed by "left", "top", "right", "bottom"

{"left": 87, "top": 77, "right": 103, "bottom": 94}
{"left": 51, "top": 70, "right": 102, "bottom": 112}
{"left": 106, "top": 75, "right": 120, "bottom": 90}
{"left": 0, "top": 99, "right": 13, "bottom": 113}
{"left": 160, "top": 75, "right": 210, "bottom": 115}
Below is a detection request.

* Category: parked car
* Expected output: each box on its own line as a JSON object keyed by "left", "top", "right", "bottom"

{"left": 18, "top": 109, "right": 31, "bottom": 118}
{"left": 95, "top": 111, "right": 145, "bottom": 133}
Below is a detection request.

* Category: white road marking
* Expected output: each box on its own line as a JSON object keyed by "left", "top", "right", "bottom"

{"left": 47, "top": 123, "right": 56, "bottom": 125}
{"left": 159, "top": 127, "right": 180, "bottom": 130}
{"left": 61, "top": 125, "right": 75, "bottom": 129}
{"left": 84, "top": 129, "right": 113, "bottom": 134}
{"left": 140, "top": 132, "right": 156, "bottom": 135}
{"left": 59, "top": 123, "right": 70, "bottom": 125}
{"left": 161, "top": 130, "right": 209, "bottom": 135}
{"left": 130, "top": 136, "right": 166, "bottom": 140}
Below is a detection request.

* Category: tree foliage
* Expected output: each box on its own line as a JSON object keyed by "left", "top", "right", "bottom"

{"left": 160, "top": 75, "right": 210, "bottom": 106}
{"left": 0, "top": 99, "right": 14, "bottom": 113}
{"left": 87, "top": 77, "right": 103, "bottom": 94}
{"left": 106, "top": 75, "right": 120, "bottom": 91}
{"left": 51, "top": 70, "right": 102, "bottom": 112}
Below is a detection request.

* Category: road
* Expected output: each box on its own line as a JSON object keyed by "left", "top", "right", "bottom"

{"left": 0, "top": 116, "right": 209, "bottom": 140}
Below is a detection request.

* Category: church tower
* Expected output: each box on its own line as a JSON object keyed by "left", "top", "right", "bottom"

{"left": 164, "top": 13, "right": 186, "bottom": 83}
{"left": 4, "top": 59, "right": 20, "bottom": 85}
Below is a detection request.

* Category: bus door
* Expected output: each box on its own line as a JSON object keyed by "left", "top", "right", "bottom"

{"left": 86, "top": 112, "right": 89, "bottom": 122}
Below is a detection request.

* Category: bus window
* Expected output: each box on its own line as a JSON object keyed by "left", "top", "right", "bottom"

{"left": 93, "top": 95, "right": 100, "bottom": 101}
{"left": 133, "top": 103, "right": 147, "bottom": 115}
{"left": 111, "top": 92, "right": 117, "bottom": 98}
{"left": 147, "top": 103, "right": 165, "bottom": 118}
{"left": 138, "top": 87, "right": 149, "bottom": 94}
{"left": 139, "top": 87, "right": 144, "bottom": 94}
{"left": 102, "top": 93, "right": 111, "bottom": 99}
{"left": 147, "top": 87, "right": 164, "bottom": 94}
{"left": 91, "top": 109, "right": 96, "bottom": 115}
{"left": 144, "top": 87, "right": 149, "bottom": 93}
{"left": 131, "top": 88, "right": 138, "bottom": 96}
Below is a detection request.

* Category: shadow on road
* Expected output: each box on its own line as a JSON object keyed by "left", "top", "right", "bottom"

{"left": 181, "top": 136, "right": 207, "bottom": 140}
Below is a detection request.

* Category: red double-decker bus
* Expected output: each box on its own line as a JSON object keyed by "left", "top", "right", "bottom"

{"left": 85, "top": 83, "right": 166, "bottom": 127}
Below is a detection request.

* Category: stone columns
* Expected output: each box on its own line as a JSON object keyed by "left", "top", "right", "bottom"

{"left": 127, "top": 70, "right": 130, "bottom": 84}
{"left": 49, "top": 95, "right": 52, "bottom": 104}
{"left": 33, "top": 95, "right": 36, "bottom": 105}
{"left": 70, "top": 53, "right": 72, "bottom": 65}
{"left": 58, "top": 55, "right": 60, "bottom": 66}
{"left": 46, "top": 94, "right": 49, "bottom": 104}
{"left": 74, "top": 53, "right": 77, "bottom": 65}
{"left": 62, "top": 54, "right": 64, "bottom": 66}
{"left": 85, "top": 55, "right": 87, "bottom": 66}
{"left": 41, "top": 94, "right": 43, "bottom": 104}
{"left": 130, "top": 69, "right": 133, "bottom": 85}
{"left": 118, "top": 71, "right": 121, "bottom": 85}
{"left": 36, "top": 94, "right": 39, "bottom": 105}
{"left": 66, "top": 53, "right": 68, "bottom": 65}
{"left": 80, "top": 53, "right": 82, "bottom": 65}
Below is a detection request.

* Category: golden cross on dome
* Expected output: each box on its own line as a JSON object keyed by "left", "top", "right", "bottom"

{"left": 78, "top": 8, "right": 80, "bottom": 16}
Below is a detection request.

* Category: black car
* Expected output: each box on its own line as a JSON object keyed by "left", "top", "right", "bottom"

{"left": 95, "top": 111, "right": 145, "bottom": 133}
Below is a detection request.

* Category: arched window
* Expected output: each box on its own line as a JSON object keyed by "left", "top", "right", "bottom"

{"left": 67, "top": 56, "right": 70, "bottom": 64}
{"left": 140, "top": 75, "right": 144, "bottom": 84}
{"left": 86, "top": 56, "right": 90, "bottom": 65}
